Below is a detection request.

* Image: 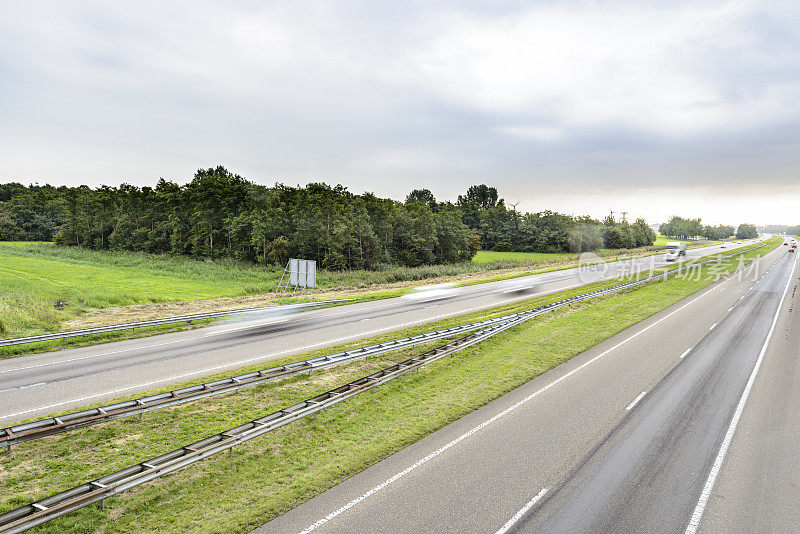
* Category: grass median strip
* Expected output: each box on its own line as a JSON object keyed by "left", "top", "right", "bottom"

{"left": 0, "top": 239, "right": 779, "bottom": 533}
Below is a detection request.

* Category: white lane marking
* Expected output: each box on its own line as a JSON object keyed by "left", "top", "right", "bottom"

{"left": 680, "top": 348, "right": 692, "bottom": 359}
{"left": 685, "top": 255, "right": 797, "bottom": 534}
{"left": 296, "top": 280, "right": 732, "bottom": 534}
{"left": 728, "top": 306, "right": 734, "bottom": 312}
{"left": 709, "top": 323, "right": 717, "bottom": 330}
{"left": 626, "top": 391, "right": 647, "bottom": 411}
{"left": 0, "top": 382, "right": 44, "bottom": 395}
{"left": 494, "top": 488, "right": 549, "bottom": 534}
{"left": 0, "top": 337, "right": 195, "bottom": 375}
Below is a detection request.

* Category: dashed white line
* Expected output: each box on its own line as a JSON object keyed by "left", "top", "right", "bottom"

{"left": 626, "top": 391, "right": 647, "bottom": 411}
{"left": 295, "top": 280, "right": 731, "bottom": 534}
{"left": 680, "top": 347, "right": 692, "bottom": 359}
{"left": 494, "top": 488, "right": 549, "bottom": 534}
{"left": 709, "top": 323, "right": 717, "bottom": 330}
{"left": 685, "top": 252, "right": 797, "bottom": 534}
{"left": 728, "top": 306, "right": 734, "bottom": 312}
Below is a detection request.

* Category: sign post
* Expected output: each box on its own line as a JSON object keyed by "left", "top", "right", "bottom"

{"left": 275, "top": 259, "right": 317, "bottom": 299}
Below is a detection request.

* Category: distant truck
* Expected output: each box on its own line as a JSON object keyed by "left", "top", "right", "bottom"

{"left": 665, "top": 242, "right": 687, "bottom": 262}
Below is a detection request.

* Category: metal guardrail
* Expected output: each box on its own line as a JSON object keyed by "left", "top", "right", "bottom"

{"left": 0, "top": 240, "right": 775, "bottom": 533}
{"left": 0, "top": 313, "right": 524, "bottom": 448}
{"left": 0, "top": 300, "right": 348, "bottom": 348}
{"left": 0, "top": 241, "right": 774, "bottom": 451}
{"left": 4, "top": 243, "right": 775, "bottom": 447}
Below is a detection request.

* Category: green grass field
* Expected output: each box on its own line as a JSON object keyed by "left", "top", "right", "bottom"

{"left": 653, "top": 236, "right": 688, "bottom": 246}
{"left": 0, "top": 237, "right": 732, "bottom": 341}
{"left": 0, "top": 238, "right": 779, "bottom": 533}
{"left": 471, "top": 250, "right": 576, "bottom": 263}
{"left": 0, "top": 242, "right": 285, "bottom": 337}
{"left": 0, "top": 242, "right": 636, "bottom": 339}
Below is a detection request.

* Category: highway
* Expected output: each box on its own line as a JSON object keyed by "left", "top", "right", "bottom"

{"left": 257, "top": 241, "right": 796, "bottom": 534}
{"left": 0, "top": 239, "right": 761, "bottom": 426}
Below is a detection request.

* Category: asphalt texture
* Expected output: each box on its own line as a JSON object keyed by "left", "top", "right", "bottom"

{"left": 0, "top": 240, "right": 756, "bottom": 425}
{"left": 256, "top": 240, "right": 795, "bottom": 534}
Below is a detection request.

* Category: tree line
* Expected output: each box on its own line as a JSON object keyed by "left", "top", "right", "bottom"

{"left": 1, "top": 167, "right": 658, "bottom": 270}
{"left": 659, "top": 216, "right": 757, "bottom": 241}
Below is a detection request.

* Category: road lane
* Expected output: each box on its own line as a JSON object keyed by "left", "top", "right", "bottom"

{"left": 697, "top": 252, "right": 800, "bottom": 533}
{"left": 0, "top": 239, "right": 763, "bottom": 424}
{"left": 256, "top": 242, "right": 785, "bottom": 534}
{"left": 516, "top": 253, "right": 795, "bottom": 533}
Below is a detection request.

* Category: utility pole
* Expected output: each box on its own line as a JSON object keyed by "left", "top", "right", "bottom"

{"left": 621, "top": 211, "right": 628, "bottom": 223}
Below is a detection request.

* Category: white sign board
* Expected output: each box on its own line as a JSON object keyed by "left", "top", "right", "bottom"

{"left": 287, "top": 259, "right": 316, "bottom": 288}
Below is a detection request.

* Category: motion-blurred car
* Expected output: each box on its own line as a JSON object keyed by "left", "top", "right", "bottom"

{"left": 497, "top": 277, "right": 541, "bottom": 295}
{"left": 402, "top": 283, "right": 460, "bottom": 302}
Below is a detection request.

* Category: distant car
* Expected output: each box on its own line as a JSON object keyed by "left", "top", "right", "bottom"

{"left": 789, "top": 248, "right": 796, "bottom": 253}
{"left": 402, "top": 283, "right": 460, "bottom": 302}
{"left": 720, "top": 244, "right": 727, "bottom": 248}
{"left": 784, "top": 242, "right": 789, "bottom": 246}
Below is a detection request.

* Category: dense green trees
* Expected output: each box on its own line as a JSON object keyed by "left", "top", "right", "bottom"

{"left": 660, "top": 216, "right": 759, "bottom": 241}
{"left": 1, "top": 170, "right": 663, "bottom": 269}
{"left": 659, "top": 216, "right": 704, "bottom": 239}
{"left": 735, "top": 224, "right": 758, "bottom": 239}
{"left": 703, "top": 224, "right": 735, "bottom": 240}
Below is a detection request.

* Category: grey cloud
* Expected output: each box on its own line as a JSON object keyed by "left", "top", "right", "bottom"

{"left": 0, "top": 1, "right": 799, "bottom": 224}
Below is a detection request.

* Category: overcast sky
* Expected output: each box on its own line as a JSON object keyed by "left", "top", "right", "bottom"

{"left": 1, "top": 1, "right": 799, "bottom": 225}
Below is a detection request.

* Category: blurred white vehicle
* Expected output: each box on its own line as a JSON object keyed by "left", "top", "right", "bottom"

{"left": 402, "top": 283, "right": 460, "bottom": 302}
{"left": 665, "top": 242, "right": 687, "bottom": 261}
{"left": 498, "top": 277, "right": 541, "bottom": 294}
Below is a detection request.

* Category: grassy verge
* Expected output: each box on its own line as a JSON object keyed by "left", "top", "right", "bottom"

{"left": 0, "top": 239, "right": 711, "bottom": 353}
{"left": 0, "top": 238, "right": 779, "bottom": 532}
{"left": 0, "top": 242, "right": 593, "bottom": 339}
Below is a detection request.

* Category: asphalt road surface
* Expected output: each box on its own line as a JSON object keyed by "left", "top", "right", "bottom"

{"left": 257, "top": 240, "right": 796, "bottom": 534}
{"left": 0, "top": 239, "right": 764, "bottom": 425}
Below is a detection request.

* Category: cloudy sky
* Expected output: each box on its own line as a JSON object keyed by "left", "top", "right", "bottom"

{"left": 1, "top": 0, "right": 799, "bottom": 225}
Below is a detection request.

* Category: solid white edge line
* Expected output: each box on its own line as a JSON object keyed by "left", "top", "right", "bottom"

{"left": 626, "top": 391, "right": 647, "bottom": 411}
{"left": 494, "top": 488, "right": 549, "bottom": 534}
{"left": 680, "top": 348, "right": 692, "bottom": 359}
{"left": 295, "top": 280, "right": 733, "bottom": 534}
{"left": 685, "top": 257, "right": 797, "bottom": 534}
